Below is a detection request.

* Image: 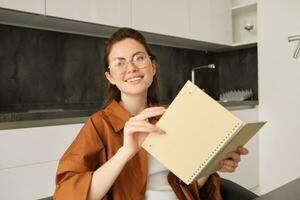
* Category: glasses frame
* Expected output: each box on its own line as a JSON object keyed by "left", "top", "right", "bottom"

{"left": 108, "top": 52, "right": 152, "bottom": 74}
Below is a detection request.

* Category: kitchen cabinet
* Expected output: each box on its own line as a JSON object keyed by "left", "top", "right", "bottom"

{"left": 133, "top": 0, "right": 232, "bottom": 45}
{"left": 0, "top": 0, "right": 236, "bottom": 50}
{"left": 131, "top": 0, "right": 190, "bottom": 39}
{"left": 0, "top": 124, "right": 81, "bottom": 199}
{"left": 190, "top": 0, "right": 232, "bottom": 45}
{"left": 46, "top": 0, "right": 131, "bottom": 28}
{"left": 0, "top": 0, "right": 45, "bottom": 15}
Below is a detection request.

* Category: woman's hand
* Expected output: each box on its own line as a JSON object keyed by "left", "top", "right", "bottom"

{"left": 121, "top": 106, "right": 166, "bottom": 159}
{"left": 218, "top": 147, "right": 248, "bottom": 173}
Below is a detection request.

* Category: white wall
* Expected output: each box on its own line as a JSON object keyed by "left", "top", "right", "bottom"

{"left": 0, "top": 124, "right": 82, "bottom": 200}
{"left": 257, "top": 0, "right": 300, "bottom": 194}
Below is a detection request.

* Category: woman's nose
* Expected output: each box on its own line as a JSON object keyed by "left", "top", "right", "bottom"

{"left": 126, "top": 61, "right": 138, "bottom": 73}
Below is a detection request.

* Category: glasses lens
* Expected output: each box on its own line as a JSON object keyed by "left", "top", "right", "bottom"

{"left": 110, "top": 59, "right": 126, "bottom": 73}
{"left": 132, "top": 52, "right": 150, "bottom": 68}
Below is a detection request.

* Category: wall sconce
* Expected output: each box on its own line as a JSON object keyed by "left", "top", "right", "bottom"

{"left": 288, "top": 34, "right": 300, "bottom": 59}
{"left": 191, "top": 64, "right": 215, "bottom": 84}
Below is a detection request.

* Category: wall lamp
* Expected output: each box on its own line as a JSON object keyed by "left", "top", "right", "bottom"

{"left": 191, "top": 64, "right": 215, "bottom": 84}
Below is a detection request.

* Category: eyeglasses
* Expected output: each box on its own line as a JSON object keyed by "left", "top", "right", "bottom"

{"left": 108, "top": 52, "right": 152, "bottom": 74}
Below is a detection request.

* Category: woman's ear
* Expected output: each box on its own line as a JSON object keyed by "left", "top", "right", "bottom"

{"left": 105, "top": 71, "right": 116, "bottom": 85}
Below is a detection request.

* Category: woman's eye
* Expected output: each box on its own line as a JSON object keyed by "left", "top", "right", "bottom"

{"left": 134, "top": 55, "right": 145, "bottom": 62}
{"left": 116, "top": 62, "right": 123, "bottom": 67}
{"left": 114, "top": 60, "right": 125, "bottom": 68}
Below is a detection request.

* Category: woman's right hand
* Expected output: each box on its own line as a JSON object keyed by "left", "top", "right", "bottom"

{"left": 121, "top": 106, "right": 166, "bottom": 158}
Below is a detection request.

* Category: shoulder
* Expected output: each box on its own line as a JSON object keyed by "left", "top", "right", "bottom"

{"left": 71, "top": 109, "right": 113, "bottom": 150}
{"left": 86, "top": 109, "right": 111, "bottom": 133}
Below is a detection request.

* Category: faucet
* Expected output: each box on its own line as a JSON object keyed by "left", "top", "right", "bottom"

{"left": 191, "top": 64, "right": 215, "bottom": 84}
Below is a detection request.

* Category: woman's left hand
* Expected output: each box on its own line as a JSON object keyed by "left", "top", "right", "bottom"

{"left": 218, "top": 147, "right": 248, "bottom": 173}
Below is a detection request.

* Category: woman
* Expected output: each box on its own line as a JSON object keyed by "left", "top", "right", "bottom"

{"left": 54, "top": 28, "right": 248, "bottom": 200}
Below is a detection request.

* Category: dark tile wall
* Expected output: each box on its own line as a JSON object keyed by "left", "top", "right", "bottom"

{"left": 151, "top": 45, "right": 215, "bottom": 102}
{"left": 0, "top": 24, "right": 257, "bottom": 113}
{"left": 215, "top": 47, "right": 258, "bottom": 100}
{"left": 0, "top": 25, "right": 106, "bottom": 112}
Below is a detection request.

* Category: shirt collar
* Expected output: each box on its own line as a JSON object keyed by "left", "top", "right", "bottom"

{"left": 103, "top": 99, "right": 162, "bottom": 133}
{"left": 104, "top": 100, "right": 133, "bottom": 133}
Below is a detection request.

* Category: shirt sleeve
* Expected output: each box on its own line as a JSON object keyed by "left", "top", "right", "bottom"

{"left": 54, "top": 118, "right": 106, "bottom": 200}
{"left": 198, "top": 173, "right": 222, "bottom": 200}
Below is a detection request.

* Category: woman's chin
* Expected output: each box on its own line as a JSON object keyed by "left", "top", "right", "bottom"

{"left": 122, "top": 84, "right": 150, "bottom": 96}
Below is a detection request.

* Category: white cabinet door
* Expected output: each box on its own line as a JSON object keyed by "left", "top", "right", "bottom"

{"left": 211, "top": 0, "right": 232, "bottom": 44}
{"left": 190, "top": 0, "right": 211, "bottom": 42}
{"left": 220, "top": 108, "right": 259, "bottom": 189}
{"left": 0, "top": 0, "right": 45, "bottom": 14}
{"left": 46, "top": 0, "right": 131, "bottom": 27}
{"left": 190, "top": 0, "right": 232, "bottom": 44}
{"left": 0, "top": 124, "right": 81, "bottom": 200}
{"left": 131, "top": 0, "right": 189, "bottom": 39}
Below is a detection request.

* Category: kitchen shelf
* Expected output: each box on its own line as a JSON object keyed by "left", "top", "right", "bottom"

{"left": 232, "top": 2, "right": 257, "bottom": 45}
{"left": 232, "top": 40, "right": 256, "bottom": 46}
{"left": 231, "top": 40, "right": 257, "bottom": 49}
{"left": 232, "top": 2, "right": 257, "bottom": 16}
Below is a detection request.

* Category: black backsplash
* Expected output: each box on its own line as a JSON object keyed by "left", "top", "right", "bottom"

{"left": 215, "top": 47, "right": 258, "bottom": 100}
{"left": 0, "top": 24, "right": 258, "bottom": 113}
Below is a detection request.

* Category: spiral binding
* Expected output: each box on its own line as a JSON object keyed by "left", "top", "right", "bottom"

{"left": 186, "top": 122, "right": 242, "bottom": 184}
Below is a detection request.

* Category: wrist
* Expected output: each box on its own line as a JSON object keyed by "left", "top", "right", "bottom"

{"left": 117, "top": 146, "right": 136, "bottom": 161}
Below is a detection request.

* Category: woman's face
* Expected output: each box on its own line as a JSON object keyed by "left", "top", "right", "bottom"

{"left": 105, "top": 38, "right": 156, "bottom": 97}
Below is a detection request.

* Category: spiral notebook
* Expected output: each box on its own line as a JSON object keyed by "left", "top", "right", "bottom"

{"left": 142, "top": 80, "right": 266, "bottom": 184}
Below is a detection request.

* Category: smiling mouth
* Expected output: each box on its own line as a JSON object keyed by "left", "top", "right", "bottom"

{"left": 126, "top": 76, "right": 144, "bottom": 82}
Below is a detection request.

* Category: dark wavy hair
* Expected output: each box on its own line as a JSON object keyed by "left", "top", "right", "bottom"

{"left": 102, "top": 27, "right": 160, "bottom": 107}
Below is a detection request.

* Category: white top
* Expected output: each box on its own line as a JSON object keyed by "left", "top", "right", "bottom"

{"left": 145, "top": 153, "right": 178, "bottom": 200}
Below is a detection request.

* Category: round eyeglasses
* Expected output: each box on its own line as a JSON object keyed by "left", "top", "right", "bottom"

{"left": 108, "top": 52, "right": 152, "bottom": 74}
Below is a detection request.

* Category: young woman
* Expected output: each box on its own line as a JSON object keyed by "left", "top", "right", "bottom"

{"left": 54, "top": 28, "right": 248, "bottom": 200}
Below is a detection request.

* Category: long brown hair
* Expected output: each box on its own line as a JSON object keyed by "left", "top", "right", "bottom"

{"left": 102, "top": 28, "right": 160, "bottom": 107}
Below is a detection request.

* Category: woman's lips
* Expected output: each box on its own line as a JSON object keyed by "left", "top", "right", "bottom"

{"left": 126, "top": 76, "right": 144, "bottom": 84}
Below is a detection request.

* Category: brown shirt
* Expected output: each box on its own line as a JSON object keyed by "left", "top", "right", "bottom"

{"left": 54, "top": 100, "right": 222, "bottom": 200}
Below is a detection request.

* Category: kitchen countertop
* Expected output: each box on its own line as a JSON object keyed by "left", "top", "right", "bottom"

{"left": 219, "top": 100, "right": 258, "bottom": 110}
{"left": 0, "top": 100, "right": 258, "bottom": 130}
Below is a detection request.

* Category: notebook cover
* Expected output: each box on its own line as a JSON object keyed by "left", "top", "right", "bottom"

{"left": 142, "top": 81, "right": 245, "bottom": 184}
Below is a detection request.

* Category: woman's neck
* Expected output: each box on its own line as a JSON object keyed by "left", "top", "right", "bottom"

{"left": 120, "top": 93, "right": 148, "bottom": 116}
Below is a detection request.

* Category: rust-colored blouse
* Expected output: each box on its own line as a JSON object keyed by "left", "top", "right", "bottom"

{"left": 54, "top": 100, "right": 222, "bottom": 200}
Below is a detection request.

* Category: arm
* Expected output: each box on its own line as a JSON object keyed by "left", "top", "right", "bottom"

{"left": 88, "top": 147, "right": 131, "bottom": 200}
{"left": 88, "top": 107, "right": 166, "bottom": 200}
